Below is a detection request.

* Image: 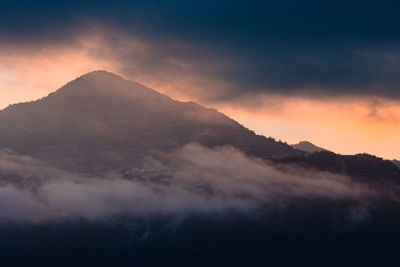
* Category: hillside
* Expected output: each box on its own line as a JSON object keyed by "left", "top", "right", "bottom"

{"left": 0, "top": 71, "right": 298, "bottom": 173}
{"left": 0, "top": 71, "right": 398, "bottom": 181}
{"left": 393, "top": 160, "right": 400, "bottom": 170}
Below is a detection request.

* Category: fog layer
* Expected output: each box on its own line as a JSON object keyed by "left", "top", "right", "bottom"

{"left": 0, "top": 144, "right": 371, "bottom": 223}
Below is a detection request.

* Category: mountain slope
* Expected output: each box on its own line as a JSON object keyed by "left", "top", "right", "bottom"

{"left": 276, "top": 151, "right": 400, "bottom": 182}
{"left": 291, "top": 141, "right": 329, "bottom": 153}
{"left": 393, "top": 160, "right": 400, "bottom": 170}
{"left": 0, "top": 71, "right": 298, "bottom": 172}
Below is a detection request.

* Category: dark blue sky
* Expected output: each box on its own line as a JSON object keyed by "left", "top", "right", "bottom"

{"left": 1, "top": 0, "right": 400, "bottom": 100}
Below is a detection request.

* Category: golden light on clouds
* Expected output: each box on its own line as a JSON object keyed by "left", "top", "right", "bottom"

{"left": 0, "top": 37, "right": 118, "bottom": 108}
{"left": 0, "top": 37, "right": 399, "bottom": 160}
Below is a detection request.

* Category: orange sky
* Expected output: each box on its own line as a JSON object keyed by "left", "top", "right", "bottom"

{"left": 0, "top": 43, "right": 399, "bottom": 160}
{"left": 217, "top": 96, "right": 400, "bottom": 160}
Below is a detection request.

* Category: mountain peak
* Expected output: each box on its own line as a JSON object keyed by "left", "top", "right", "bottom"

{"left": 0, "top": 71, "right": 298, "bottom": 172}
{"left": 77, "top": 70, "right": 124, "bottom": 81}
{"left": 291, "top": 141, "right": 329, "bottom": 153}
{"left": 51, "top": 70, "right": 159, "bottom": 100}
{"left": 64, "top": 70, "right": 126, "bottom": 89}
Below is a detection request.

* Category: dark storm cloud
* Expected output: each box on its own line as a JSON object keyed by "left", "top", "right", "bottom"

{"left": 1, "top": 0, "right": 400, "bottom": 100}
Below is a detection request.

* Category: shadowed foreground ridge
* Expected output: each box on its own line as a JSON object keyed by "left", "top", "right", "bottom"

{"left": 0, "top": 70, "right": 298, "bottom": 173}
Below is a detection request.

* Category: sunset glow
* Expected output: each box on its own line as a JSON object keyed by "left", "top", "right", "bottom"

{"left": 1, "top": 41, "right": 399, "bottom": 160}
{"left": 1, "top": 2, "right": 400, "bottom": 265}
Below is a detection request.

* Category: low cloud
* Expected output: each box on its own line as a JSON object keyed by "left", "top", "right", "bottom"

{"left": 0, "top": 144, "right": 372, "bottom": 223}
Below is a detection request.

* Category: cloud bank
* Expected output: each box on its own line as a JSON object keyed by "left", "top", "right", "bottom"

{"left": 1, "top": 0, "right": 400, "bottom": 102}
{"left": 0, "top": 144, "right": 371, "bottom": 223}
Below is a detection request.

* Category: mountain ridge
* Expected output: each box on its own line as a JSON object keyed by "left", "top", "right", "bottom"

{"left": 0, "top": 70, "right": 398, "bottom": 181}
{"left": 0, "top": 70, "right": 298, "bottom": 173}
{"left": 291, "top": 141, "right": 329, "bottom": 153}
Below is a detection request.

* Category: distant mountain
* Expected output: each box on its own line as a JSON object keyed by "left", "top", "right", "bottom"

{"left": 286, "top": 143, "right": 400, "bottom": 182}
{"left": 0, "top": 71, "right": 298, "bottom": 173}
{"left": 276, "top": 151, "right": 400, "bottom": 183}
{"left": 291, "top": 141, "right": 329, "bottom": 153}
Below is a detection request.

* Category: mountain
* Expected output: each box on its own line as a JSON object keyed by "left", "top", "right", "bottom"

{"left": 0, "top": 70, "right": 398, "bottom": 181}
{"left": 277, "top": 151, "right": 400, "bottom": 182}
{"left": 0, "top": 71, "right": 298, "bottom": 173}
{"left": 286, "top": 143, "right": 400, "bottom": 182}
{"left": 1, "top": 70, "right": 400, "bottom": 267}
{"left": 291, "top": 141, "right": 329, "bottom": 153}
{"left": 393, "top": 160, "right": 400, "bottom": 170}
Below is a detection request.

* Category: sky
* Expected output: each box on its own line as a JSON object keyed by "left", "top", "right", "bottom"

{"left": 0, "top": 0, "right": 399, "bottom": 159}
